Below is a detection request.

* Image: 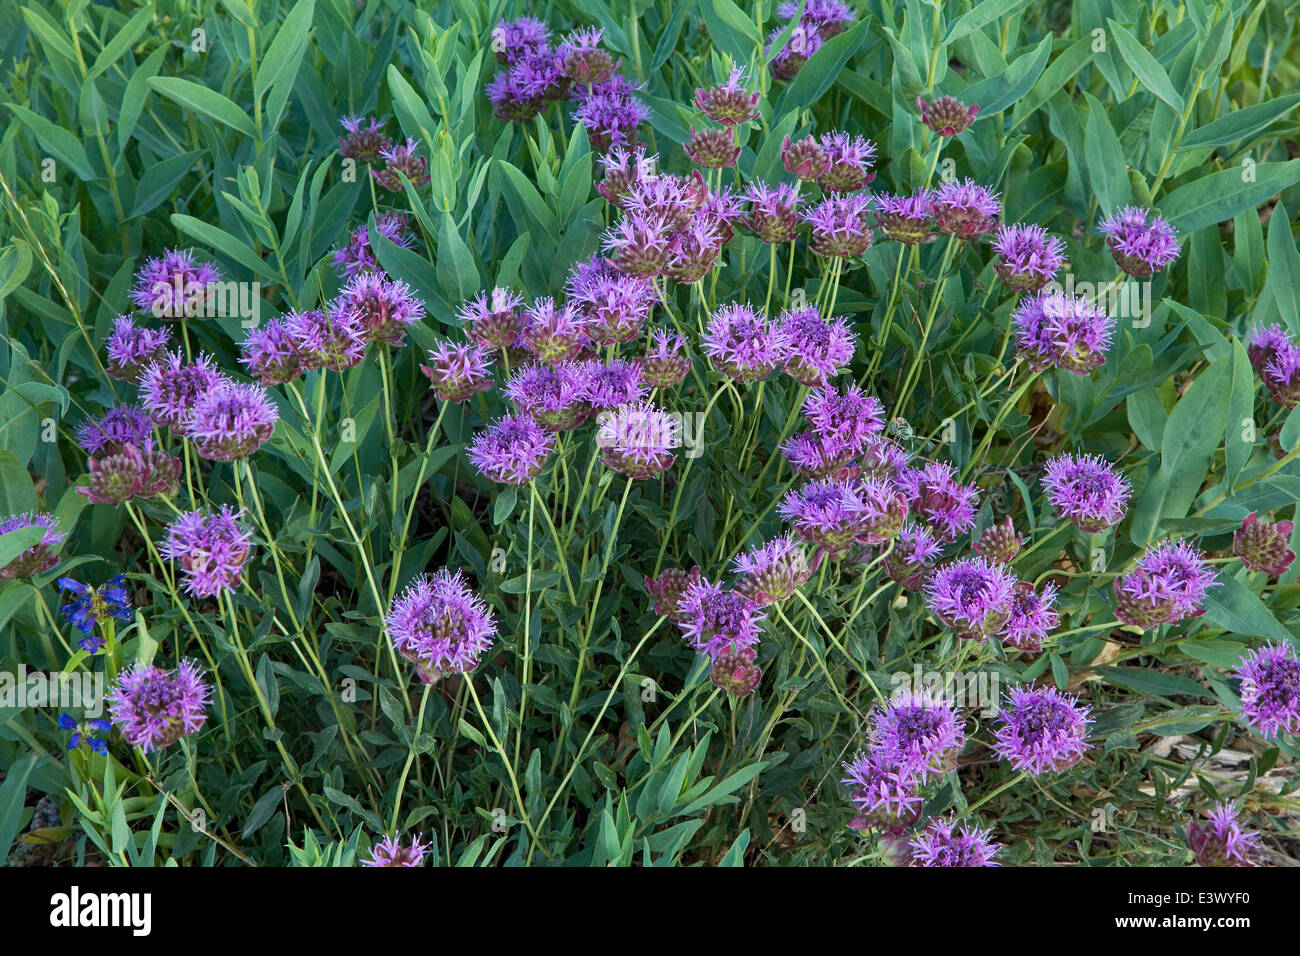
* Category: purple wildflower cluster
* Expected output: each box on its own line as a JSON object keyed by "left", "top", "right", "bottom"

{"left": 386, "top": 569, "right": 498, "bottom": 685}
{"left": 767, "top": 1, "right": 856, "bottom": 81}
{"left": 1113, "top": 539, "right": 1216, "bottom": 630}
{"left": 160, "top": 506, "right": 253, "bottom": 598}
{"left": 1187, "top": 802, "right": 1263, "bottom": 867}
{"left": 991, "top": 684, "right": 1093, "bottom": 775}
{"left": 1012, "top": 290, "right": 1115, "bottom": 374}
{"left": 363, "top": 834, "right": 429, "bottom": 867}
{"left": 1247, "top": 324, "right": 1300, "bottom": 408}
{"left": 1098, "top": 206, "right": 1181, "bottom": 277}
{"left": 107, "top": 659, "right": 211, "bottom": 751}
{"left": 129, "top": 248, "right": 221, "bottom": 319}
{"left": 1232, "top": 643, "right": 1300, "bottom": 740}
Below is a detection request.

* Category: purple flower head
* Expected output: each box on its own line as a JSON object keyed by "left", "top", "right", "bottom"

{"left": 595, "top": 400, "right": 677, "bottom": 479}
{"left": 710, "top": 646, "right": 763, "bottom": 697}
{"left": 992, "top": 224, "right": 1067, "bottom": 292}
{"left": 386, "top": 569, "right": 498, "bottom": 684}
{"left": 779, "top": 478, "right": 871, "bottom": 558}
{"left": 676, "top": 578, "right": 765, "bottom": 658}
{"left": 884, "top": 523, "right": 943, "bottom": 590}
{"left": 1246, "top": 324, "right": 1294, "bottom": 379}
{"left": 337, "top": 272, "right": 425, "bottom": 347}
{"left": 624, "top": 172, "right": 707, "bottom": 230}
{"left": 1000, "top": 581, "right": 1060, "bottom": 652}
{"left": 896, "top": 461, "right": 978, "bottom": 542}
{"left": 1114, "top": 539, "right": 1217, "bottom": 629}
{"left": 603, "top": 210, "right": 675, "bottom": 278}
{"left": 925, "top": 556, "right": 1017, "bottom": 641}
{"left": 582, "top": 359, "right": 648, "bottom": 410}
{"left": 697, "top": 185, "right": 746, "bottom": 243}
{"left": 1098, "top": 206, "right": 1180, "bottom": 277}
{"left": 841, "top": 750, "right": 924, "bottom": 833}
{"left": 130, "top": 248, "right": 221, "bottom": 319}
{"left": 331, "top": 212, "right": 415, "bottom": 279}
{"left": 160, "top": 506, "right": 253, "bottom": 598}
{"left": 694, "top": 69, "right": 760, "bottom": 126}
{"left": 490, "top": 16, "right": 551, "bottom": 64}
{"left": 1012, "top": 291, "right": 1115, "bottom": 375}
{"left": 568, "top": 264, "right": 656, "bottom": 346}
{"left": 803, "top": 193, "right": 873, "bottom": 258}
{"left": 363, "top": 834, "right": 430, "bottom": 867}
{"left": 107, "top": 660, "right": 210, "bottom": 752}
{"left": 1262, "top": 343, "right": 1300, "bottom": 408}
{"left": 138, "top": 350, "right": 226, "bottom": 430}
{"left": 817, "top": 131, "right": 876, "bottom": 192}
{"left": 992, "top": 684, "right": 1092, "bottom": 775}
{"left": 972, "top": 516, "right": 1021, "bottom": 564}
{"left": 873, "top": 691, "right": 965, "bottom": 781}
{"left": 372, "top": 138, "right": 430, "bottom": 192}
{"left": 556, "top": 27, "right": 617, "bottom": 87}
{"left": 77, "top": 405, "right": 152, "bottom": 458}
{"left": 768, "top": 21, "right": 824, "bottom": 81}
{"left": 1043, "top": 453, "right": 1132, "bottom": 533}
{"left": 504, "top": 362, "right": 591, "bottom": 431}
{"left": 1233, "top": 512, "right": 1295, "bottom": 576}
{"left": 860, "top": 438, "right": 912, "bottom": 482}
{"left": 521, "top": 298, "right": 589, "bottom": 363}
{"left": 596, "top": 145, "right": 658, "bottom": 207}
{"left": 779, "top": 0, "right": 856, "bottom": 38}
{"left": 185, "top": 381, "right": 279, "bottom": 461}
{"left": 916, "top": 96, "right": 980, "bottom": 137}
{"left": 872, "top": 192, "right": 938, "bottom": 245}
{"left": 776, "top": 306, "right": 857, "bottom": 386}
{"left": 458, "top": 287, "right": 525, "bottom": 352}
{"left": 0, "top": 512, "right": 63, "bottom": 580}
{"left": 104, "top": 315, "right": 171, "bottom": 381}
{"left": 1232, "top": 643, "right": 1300, "bottom": 740}
{"left": 284, "top": 308, "right": 366, "bottom": 372}
{"left": 732, "top": 535, "right": 812, "bottom": 606}
{"left": 240, "top": 318, "right": 304, "bottom": 386}
{"left": 781, "top": 135, "right": 830, "bottom": 181}
{"left": 638, "top": 329, "right": 692, "bottom": 389}
{"left": 1187, "top": 802, "right": 1264, "bottom": 867}
{"left": 909, "top": 815, "right": 1002, "bottom": 867}
{"left": 930, "top": 179, "right": 1001, "bottom": 238}
{"left": 486, "top": 60, "right": 552, "bottom": 123}
{"left": 803, "top": 382, "right": 883, "bottom": 443}
{"left": 572, "top": 79, "right": 649, "bottom": 152}
{"left": 420, "top": 342, "right": 495, "bottom": 403}
{"left": 702, "top": 303, "right": 787, "bottom": 382}
{"left": 781, "top": 432, "right": 855, "bottom": 479}
{"left": 855, "top": 477, "right": 910, "bottom": 545}
{"left": 664, "top": 214, "right": 725, "bottom": 284}
{"left": 338, "top": 116, "right": 392, "bottom": 163}
{"left": 76, "top": 441, "right": 180, "bottom": 507}
{"left": 645, "top": 566, "right": 702, "bottom": 623}
{"left": 685, "top": 126, "right": 741, "bottom": 169}
{"left": 467, "top": 414, "right": 554, "bottom": 485}
{"left": 742, "top": 181, "right": 803, "bottom": 244}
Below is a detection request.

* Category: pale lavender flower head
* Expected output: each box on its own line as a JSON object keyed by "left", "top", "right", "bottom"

{"left": 107, "top": 660, "right": 210, "bottom": 752}
{"left": 596, "top": 145, "right": 658, "bottom": 207}
{"left": 490, "top": 16, "right": 551, "bottom": 64}
{"left": 731, "top": 535, "right": 812, "bottom": 607}
{"left": 595, "top": 400, "right": 678, "bottom": 479}
{"left": 873, "top": 691, "right": 965, "bottom": 781}
{"left": 1262, "top": 345, "right": 1300, "bottom": 408}
{"left": 1000, "top": 582, "right": 1060, "bottom": 652}
{"left": 185, "top": 381, "right": 279, "bottom": 461}
{"left": 104, "top": 315, "right": 171, "bottom": 381}
{"left": 331, "top": 212, "right": 415, "bottom": 278}
{"left": 1012, "top": 291, "right": 1114, "bottom": 375}
{"left": 702, "top": 303, "right": 787, "bottom": 382}
{"left": 917, "top": 96, "right": 980, "bottom": 137}
{"left": 769, "top": 21, "right": 824, "bottom": 82}
{"left": 676, "top": 578, "right": 765, "bottom": 658}
{"left": 694, "top": 69, "right": 760, "bottom": 126}
{"left": 664, "top": 214, "right": 725, "bottom": 284}
{"left": 138, "top": 350, "right": 226, "bottom": 429}
{"left": 930, "top": 178, "right": 1001, "bottom": 238}
{"left": 337, "top": 272, "right": 425, "bottom": 347}
{"left": 855, "top": 477, "right": 910, "bottom": 545}
{"left": 467, "top": 414, "right": 554, "bottom": 485}
{"left": 1233, "top": 512, "right": 1296, "bottom": 576}
{"left": 779, "top": 478, "right": 870, "bottom": 558}
{"left": 860, "top": 438, "right": 911, "bottom": 482}
{"left": 992, "top": 684, "right": 1092, "bottom": 775}
{"left": 896, "top": 461, "right": 978, "bottom": 542}
{"left": 925, "top": 556, "right": 1017, "bottom": 641}
{"left": 884, "top": 522, "right": 943, "bottom": 590}
{"left": 1042, "top": 453, "right": 1131, "bottom": 533}
{"left": 992, "top": 224, "right": 1067, "bottom": 292}
{"left": 338, "top": 116, "right": 392, "bottom": 163}
{"left": 645, "top": 566, "right": 701, "bottom": 623}
{"left": 1246, "top": 323, "right": 1294, "bottom": 379}
{"left": 458, "top": 287, "right": 526, "bottom": 352}
{"left": 504, "top": 362, "right": 591, "bottom": 431}
{"left": 386, "top": 569, "right": 498, "bottom": 684}
{"left": 0, "top": 512, "right": 63, "bottom": 580}
{"left": 572, "top": 78, "right": 649, "bottom": 152}
{"left": 363, "top": 834, "right": 430, "bottom": 867}
{"left": 782, "top": 0, "right": 856, "bottom": 39}
{"left": 1187, "top": 802, "right": 1264, "bottom": 867}
{"left": 160, "top": 505, "right": 253, "bottom": 598}
{"left": 803, "top": 193, "right": 873, "bottom": 258}
{"left": 240, "top": 318, "right": 303, "bottom": 386}
{"left": 685, "top": 127, "right": 740, "bottom": 169}
{"left": 603, "top": 210, "right": 675, "bottom": 278}
{"left": 638, "top": 329, "right": 692, "bottom": 389}
{"left": 556, "top": 27, "right": 616, "bottom": 87}
{"left": 776, "top": 306, "right": 857, "bottom": 386}
{"left": 872, "top": 192, "right": 937, "bottom": 245}
{"left": 420, "top": 342, "right": 495, "bottom": 403}
{"left": 623, "top": 172, "right": 706, "bottom": 230}
{"left": 1232, "top": 643, "right": 1300, "bottom": 740}
{"left": 582, "top": 359, "right": 648, "bottom": 410}
{"left": 129, "top": 248, "right": 221, "bottom": 319}
{"left": 77, "top": 405, "right": 152, "bottom": 458}
{"left": 742, "top": 181, "right": 803, "bottom": 244}
{"left": 372, "top": 138, "right": 431, "bottom": 192}
{"left": 1098, "top": 206, "right": 1180, "bottom": 277}
{"left": 909, "top": 815, "right": 1002, "bottom": 867}
{"left": 284, "top": 308, "right": 367, "bottom": 372}
{"left": 817, "top": 131, "right": 876, "bottom": 192}
{"left": 568, "top": 263, "right": 656, "bottom": 346}
{"left": 841, "top": 750, "right": 924, "bottom": 833}
{"left": 780, "top": 383, "right": 886, "bottom": 477}
{"left": 1114, "top": 539, "right": 1216, "bottom": 629}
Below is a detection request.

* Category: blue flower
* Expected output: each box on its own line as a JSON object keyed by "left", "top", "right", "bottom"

{"left": 57, "top": 574, "right": 131, "bottom": 648}
{"left": 60, "top": 714, "right": 111, "bottom": 754}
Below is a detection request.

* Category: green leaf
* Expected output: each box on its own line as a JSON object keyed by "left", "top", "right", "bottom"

{"left": 1201, "top": 575, "right": 1295, "bottom": 644}
{"left": 5, "top": 103, "right": 95, "bottom": 180}
{"left": 946, "top": 0, "right": 1032, "bottom": 42}
{"left": 129, "top": 151, "right": 202, "bottom": 218}
{"left": 1160, "top": 160, "right": 1300, "bottom": 235}
{"left": 1106, "top": 19, "right": 1184, "bottom": 113}
{"left": 89, "top": 4, "right": 157, "bottom": 79}
{"left": 170, "top": 214, "right": 276, "bottom": 280}
{"left": 1083, "top": 91, "right": 1133, "bottom": 217}
{"left": 436, "top": 212, "right": 480, "bottom": 303}
{"left": 255, "top": 0, "right": 315, "bottom": 99}
{"left": 1095, "top": 667, "right": 1212, "bottom": 699}
{"left": 1178, "top": 94, "right": 1300, "bottom": 151}
{"left": 147, "top": 77, "right": 258, "bottom": 137}
{"left": 777, "top": 19, "right": 869, "bottom": 113}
